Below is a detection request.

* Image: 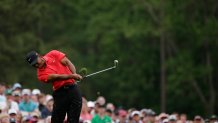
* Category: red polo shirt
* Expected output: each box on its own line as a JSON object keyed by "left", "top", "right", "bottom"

{"left": 37, "top": 50, "right": 75, "bottom": 90}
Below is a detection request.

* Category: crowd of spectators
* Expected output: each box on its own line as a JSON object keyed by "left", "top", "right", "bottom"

{"left": 0, "top": 82, "right": 217, "bottom": 123}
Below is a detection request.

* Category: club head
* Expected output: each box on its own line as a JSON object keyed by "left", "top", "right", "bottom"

{"left": 79, "top": 67, "right": 87, "bottom": 77}
{"left": 114, "top": 60, "right": 118, "bottom": 68}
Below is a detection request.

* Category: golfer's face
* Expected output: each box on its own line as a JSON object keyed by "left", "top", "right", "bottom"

{"left": 34, "top": 57, "right": 44, "bottom": 68}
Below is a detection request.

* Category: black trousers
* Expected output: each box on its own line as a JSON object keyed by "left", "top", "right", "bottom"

{"left": 51, "top": 84, "right": 82, "bottom": 123}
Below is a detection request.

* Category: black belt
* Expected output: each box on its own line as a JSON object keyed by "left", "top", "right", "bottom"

{"left": 58, "top": 84, "right": 76, "bottom": 91}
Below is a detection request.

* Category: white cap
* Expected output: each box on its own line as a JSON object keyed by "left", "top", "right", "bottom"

{"left": 45, "top": 94, "right": 53, "bottom": 103}
{"left": 12, "top": 90, "right": 21, "bottom": 96}
{"left": 8, "top": 108, "right": 17, "bottom": 115}
{"left": 32, "top": 89, "right": 41, "bottom": 95}
{"left": 87, "top": 101, "right": 95, "bottom": 108}
{"left": 31, "top": 112, "right": 40, "bottom": 118}
{"left": 22, "top": 89, "right": 31, "bottom": 96}
{"left": 163, "top": 119, "right": 169, "bottom": 123}
{"left": 83, "top": 120, "right": 91, "bottom": 123}
{"left": 131, "top": 111, "right": 141, "bottom": 117}
{"left": 12, "top": 83, "right": 22, "bottom": 90}
{"left": 96, "top": 96, "right": 106, "bottom": 105}
{"left": 169, "top": 115, "right": 177, "bottom": 121}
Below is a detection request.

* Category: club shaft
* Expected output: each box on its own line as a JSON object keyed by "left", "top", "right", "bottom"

{"left": 85, "top": 66, "right": 116, "bottom": 78}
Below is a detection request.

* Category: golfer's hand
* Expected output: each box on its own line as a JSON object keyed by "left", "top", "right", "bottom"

{"left": 70, "top": 74, "right": 82, "bottom": 80}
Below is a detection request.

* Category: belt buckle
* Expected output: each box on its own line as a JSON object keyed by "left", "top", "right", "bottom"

{"left": 63, "top": 85, "right": 69, "bottom": 89}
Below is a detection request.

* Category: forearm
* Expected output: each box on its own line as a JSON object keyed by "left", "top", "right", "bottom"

{"left": 66, "top": 61, "right": 76, "bottom": 73}
{"left": 47, "top": 74, "right": 72, "bottom": 82}
{"left": 47, "top": 73, "right": 82, "bottom": 82}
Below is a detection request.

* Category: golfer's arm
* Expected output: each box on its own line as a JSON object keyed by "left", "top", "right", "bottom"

{"left": 61, "top": 57, "right": 76, "bottom": 73}
{"left": 47, "top": 74, "right": 72, "bottom": 82}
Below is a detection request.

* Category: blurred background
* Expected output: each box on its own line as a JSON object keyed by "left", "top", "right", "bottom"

{"left": 0, "top": 0, "right": 218, "bottom": 118}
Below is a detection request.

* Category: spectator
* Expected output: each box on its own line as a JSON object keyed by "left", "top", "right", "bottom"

{"left": 19, "top": 89, "right": 38, "bottom": 113}
{"left": 41, "top": 98, "right": 54, "bottom": 119}
{"left": 96, "top": 96, "right": 106, "bottom": 106}
{"left": 5, "top": 89, "right": 19, "bottom": 111}
{"left": 16, "top": 112, "right": 23, "bottom": 123}
{"left": 168, "top": 115, "right": 177, "bottom": 123}
{"left": 118, "top": 109, "right": 128, "bottom": 123}
{"left": 163, "top": 119, "right": 169, "bottom": 123}
{"left": 46, "top": 116, "right": 52, "bottom": 123}
{"left": 0, "top": 83, "right": 7, "bottom": 111}
{"left": 209, "top": 115, "right": 218, "bottom": 123}
{"left": 38, "top": 93, "right": 46, "bottom": 112}
{"left": 80, "top": 97, "right": 92, "bottom": 122}
{"left": 178, "top": 114, "right": 187, "bottom": 123}
{"left": 146, "top": 109, "right": 156, "bottom": 123}
{"left": 92, "top": 104, "right": 112, "bottom": 123}
{"left": 106, "top": 103, "right": 116, "bottom": 122}
{"left": 12, "top": 83, "right": 22, "bottom": 92}
{"left": 106, "top": 103, "right": 115, "bottom": 112}
{"left": 158, "top": 113, "right": 169, "bottom": 123}
{"left": 194, "top": 115, "right": 203, "bottom": 123}
{"left": 12, "top": 90, "right": 21, "bottom": 104}
{"left": 131, "top": 110, "right": 142, "bottom": 123}
{"left": 8, "top": 108, "right": 17, "bottom": 123}
{"left": 87, "top": 101, "right": 95, "bottom": 115}
{"left": 0, "top": 113, "right": 10, "bottom": 123}
{"left": 31, "top": 89, "right": 41, "bottom": 105}
{"left": 30, "top": 111, "right": 40, "bottom": 122}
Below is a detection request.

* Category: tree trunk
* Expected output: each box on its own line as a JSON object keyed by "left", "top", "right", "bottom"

{"left": 160, "top": 0, "right": 166, "bottom": 112}
{"left": 160, "top": 32, "right": 166, "bottom": 112}
{"left": 205, "top": 40, "right": 215, "bottom": 115}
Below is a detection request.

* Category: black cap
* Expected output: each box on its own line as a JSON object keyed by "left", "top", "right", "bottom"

{"left": 26, "top": 51, "right": 38, "bottom": 66}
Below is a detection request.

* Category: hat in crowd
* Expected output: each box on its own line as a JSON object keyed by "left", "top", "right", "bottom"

{"left": 31, "top": 112, "right": 40, "bottom": 118}
{"left": 96, "top": 96, "right": 106, "bottom": 106}
{"left": 22, "top": 115, "right": 33, "bottom": 122}
{"left": 12, "top": 83, "right": 22, "bottom": 90}
{"left": 22, "top": 89, "right": 31, "bottom": 96}
{"left": 141, "top": 108, "right": 155, "bottom": 116}
{"left": 83, "top": 120, "right": 91, "bottom": 123}
{"left": 87, "top": 101, "right": 95, "bottom": 108}
{"left": 12, "top": 90, "right": 21, "bottom": 96}
{"left": 8, "top": 108, "right": 17, "bottom": 115}
{"left": 26, "top": 51, "right": 38, "bottom": 66}
{"left": 21, "top": 111, "right": 29, "bottom": 117}
{"left": 210, "top": 115, "right": 218, "bottom": 120}
{"left": 131, "top": 110, "right": 141, "bottom": 117}
{"left": 169, "top": 115, "right": 177, "bottom": 121}
{"left": 159, "top": 113, "right": 169, "bottom": 120}
{"left": 45, "top": 94, "right": 53, "bottom": 103}
{"left": 163, "top": 118, "right": 169, "bottom": 123}
{"left": 194, "top": 115, "right": 201, "bottom": 120}
{"left": 0, "top": 113, "right": 9, "bottom": 119}
{"left": 32, "top": 89, "right": 41, "bottom": 95}
{"left": 106, "top": 103, "right": 115, "bottom": 111}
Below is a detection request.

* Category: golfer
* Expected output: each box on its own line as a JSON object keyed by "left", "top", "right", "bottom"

{"left": 26, "top": 50, "right": 82, "bottom": 123}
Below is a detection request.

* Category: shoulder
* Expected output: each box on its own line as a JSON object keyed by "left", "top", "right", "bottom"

{"left": 46, "top": 50, "right": 63, "bottom": 55}
{"left": 45, "top": 50, "right": 65, "bottom": 58}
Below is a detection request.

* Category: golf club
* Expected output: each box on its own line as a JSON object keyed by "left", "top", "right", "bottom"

{"left": 85, "top": 60, "right": 118, "bottom": 78}
{"left": 77, "top": 60, "right": 118, "bottom": 82}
